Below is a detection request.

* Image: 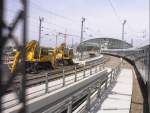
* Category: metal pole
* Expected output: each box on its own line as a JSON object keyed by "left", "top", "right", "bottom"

{"left": 0, "top": 0, "right": 4, "bottom": 111}
{"left": 18, "top": 75, "right": 23, "bottom": 96}
{"left": 112, "top": 69, "right": 115, "bottom": 80}
{"left": 116, "top": 67, "right": 118, "bottom": 76}
{"left": 45, "top": 74, "right": 48, "bottom": 93}
{"left": 74, "top": 65, "right": 77, "bottom": 82}
{"left": 39, "top": 17, "right": 44, "bottom": 46}
{"left": 114, "top": 69, "right": 116, "bottom": 80}
{"left": 72, "top": 37, "right": 74, "bottom": 48}
{"left": 148, "top": 45, "right": 150, "bottom": 108}
{"left": 97, "top": 84, "right": 101, "bottom": 99}
{"left": 99, "top": 43, "right": 101, "bottom": 54}
{"left": 22, "top": 0, "right": 28, "bottom": 112}
{"left": 86, "top": 88, "right": 91, "bottom": 112}
{"left": 83, "top": 64, "right": 85, "bottom": 78}
{"left": 80, "top": 17, "right": 85, "bottom": 60}
{"left": 56, "top": 34, "right": 58, "bottom": 48}
{"left": 67, "top": 100, "right": 72, "bottom": 113}
{"left": 90, "top": 65, "right": 92, "bottom": 75}
{"left": 64, "top": 29, "right": 67, "bottom": 46}
{"left": 110, "top": 71, "right": 113, "bottom": 83}
{"left": 105, "top": 79, "right": 108, "bottom": 90}
{"left": 62, "top": 65, "right": 65, "bottom": 86}
{"left": 122, "top": 20, "right": 126, "bottom": 49}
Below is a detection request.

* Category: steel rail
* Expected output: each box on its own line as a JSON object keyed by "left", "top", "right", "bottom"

{"left": 6, "top": 57, "right": 109, "bottom": 93}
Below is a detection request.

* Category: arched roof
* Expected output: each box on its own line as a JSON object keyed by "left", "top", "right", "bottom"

{"left": 77, "top": 37, "right": 132, "bottom": 52}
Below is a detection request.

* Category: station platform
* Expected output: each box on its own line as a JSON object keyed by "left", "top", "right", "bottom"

{"left": 94, "top": 66, "right": 133, "bottom": 113}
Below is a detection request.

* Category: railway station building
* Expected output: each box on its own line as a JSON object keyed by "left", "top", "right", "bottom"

{"left": 77, "top": 37, "right": 133, "bottom": 52}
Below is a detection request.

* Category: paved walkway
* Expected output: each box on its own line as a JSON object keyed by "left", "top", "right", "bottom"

{"left": 96, "top": 68, "right": 133, "bottom": 113}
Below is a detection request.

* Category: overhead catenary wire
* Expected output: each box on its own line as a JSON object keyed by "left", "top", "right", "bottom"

{"left": 30, "top": 0, "right": 79, "bottom": 23}
{"left": 29, "top": 1, "right": 82, "bottom": 35}
{"left": 85, "top": 27, "right": 97, "bottom": 37}
{"left": 107, "top": 0, "right": 122, "bottom": 24}
{"left": 107, "top": 0, "right": 144, "bottom": 36}
{"left": 84, "top": 19, "right": 103, "bottom": 38}
{"left": 7, "top": 8, "right": 80, "bottom": 35}
{"left": 6, "top": 2, "right": 86, "bottom": 43}
{"left": 7, "top": 1, "right": 80, "bottom": 29}
{"left": 6, "top": 2, "right": 80, "bottom": 28}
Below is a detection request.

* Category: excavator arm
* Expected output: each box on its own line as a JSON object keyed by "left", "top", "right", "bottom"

{"left": 10, "top": 50, "right": 21, "bottom": 73}
{"left": 8, "top": 40, "right": 38, "bottom": 73}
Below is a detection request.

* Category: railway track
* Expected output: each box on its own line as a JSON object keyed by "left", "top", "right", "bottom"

{"left": 7, "top": 56, "right": 109, "bottom": 93}
{"left": 2, "top": 56, "right": 110, "bottom": 111}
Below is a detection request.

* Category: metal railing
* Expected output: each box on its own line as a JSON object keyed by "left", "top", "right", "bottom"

{"left": 2, "top": 61, "right": 105, "bottom": 111}
{"left": 52, "top": 63, "right": 121, "bottom": 113}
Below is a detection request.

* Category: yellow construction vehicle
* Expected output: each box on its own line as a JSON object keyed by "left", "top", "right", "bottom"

{"left": 9, "top": 40, "right": 74, "bottom": 73}
{"left": 9, "top": 40, "right": 55, "bottom": 73}
{"left": 55, "top": 43, "right": 74, "bottom": 65}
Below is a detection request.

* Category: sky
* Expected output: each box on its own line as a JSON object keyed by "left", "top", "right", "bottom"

{"left": 5, "top": 0, "right": 149, "bottom": 47}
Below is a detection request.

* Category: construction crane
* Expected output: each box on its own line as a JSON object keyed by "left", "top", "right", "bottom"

{"left": 58, "top": 32, "right": 80, "bottom": 47}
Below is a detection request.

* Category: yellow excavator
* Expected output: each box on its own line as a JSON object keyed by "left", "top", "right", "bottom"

{"left": 54, "top": 43, "right": 74, "bottom": 65}
{"left": 9, "top": 40, "right": 55, "bottom": 73}
{"left": 9, "top": 40, "right": 74, "bottom": 73}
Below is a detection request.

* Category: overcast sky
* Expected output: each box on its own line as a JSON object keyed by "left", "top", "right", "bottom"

{"left": 6, "top": 0, "right": 149, "bottom": 47}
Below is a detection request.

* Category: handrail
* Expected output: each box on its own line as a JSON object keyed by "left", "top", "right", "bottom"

{"left": 3, "top": 63, "right": 121, "bottom": 113}
{"left": 2, "top": 59, "right": 106, "bottom": 111}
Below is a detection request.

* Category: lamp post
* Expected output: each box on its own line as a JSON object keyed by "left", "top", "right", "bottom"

{"left": 39, "top": 17, "right": 44, "bottom": 46}
{"left": 122, "top": 20, "right": 126, "bottom": 49}
{"left": 80, "top": 17, "right": 85, "bottom": 60}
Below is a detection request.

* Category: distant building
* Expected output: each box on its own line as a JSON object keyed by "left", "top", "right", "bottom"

{"left": 77, "top": 37, "right": 132, "bottom": 52}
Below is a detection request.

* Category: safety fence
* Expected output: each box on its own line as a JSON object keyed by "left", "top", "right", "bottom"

{"left": 2, "top": 61, "right": 106, "bottom": 111}
{"left": 75, "top": 63, "right": 121, "bottom": 113}
{"left": 39, "top": 63, "right": 121, "bottom": 113}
